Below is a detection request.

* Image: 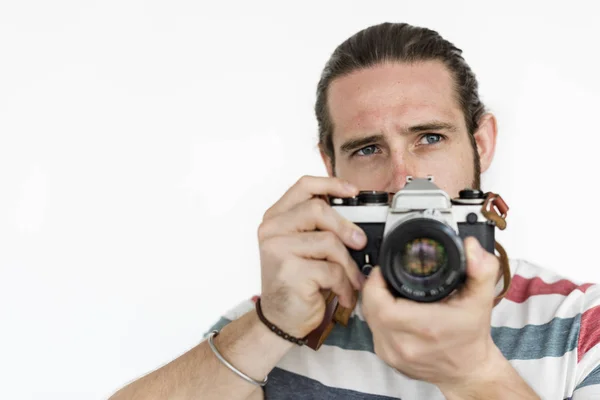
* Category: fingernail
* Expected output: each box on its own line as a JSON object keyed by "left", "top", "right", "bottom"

{"left": 467, "top": 238, "right": 482, "bottom": 262}
{"left": 352, "top": 229, "right": 366, "bottom": 246}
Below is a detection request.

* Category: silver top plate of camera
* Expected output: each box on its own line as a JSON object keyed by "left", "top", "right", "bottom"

{"left": 391, "top": 176, "right": 452, "bottom": 212}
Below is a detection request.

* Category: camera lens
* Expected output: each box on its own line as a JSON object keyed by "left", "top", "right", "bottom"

{"left": 398, "top": 238, "right": 447, "bottom": 277}
{"left": 379, "top": 217, "right": 466, "bottom": 302}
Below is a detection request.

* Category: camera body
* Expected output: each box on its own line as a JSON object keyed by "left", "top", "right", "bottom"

{"left": 330, "top": 176, "right": 496, "bottom": 302}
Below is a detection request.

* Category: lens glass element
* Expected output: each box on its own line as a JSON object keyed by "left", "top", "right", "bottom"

{"left": 399, "top": 238, "right": 447, "bottom": 277}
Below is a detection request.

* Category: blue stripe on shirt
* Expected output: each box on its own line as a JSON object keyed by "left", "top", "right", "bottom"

{"left": 575, "top": 364, "right": 600, "bottom": 390}
{"left": 265, "top": 367, "right": 402, "bottom": 399}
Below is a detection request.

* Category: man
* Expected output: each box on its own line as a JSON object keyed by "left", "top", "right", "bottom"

{"left": 110, "top": 22, "right": 600, "bottom": 399}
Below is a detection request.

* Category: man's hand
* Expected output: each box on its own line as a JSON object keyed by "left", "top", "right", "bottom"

{"left": 361, "top": 237, "right": 540, "bottom": 398}
{"left": 257, "top": 175, "right": 367, "bottom": 339}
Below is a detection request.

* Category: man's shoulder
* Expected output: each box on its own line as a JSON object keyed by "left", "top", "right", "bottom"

{"left": 506, "top": 258, "right": 598, "bottom": 305}
{"left": 493, "top": 258, "right": 599, "bottom": 362}
{"left": 498, "top": 259, "right": 600, "bottom": 396}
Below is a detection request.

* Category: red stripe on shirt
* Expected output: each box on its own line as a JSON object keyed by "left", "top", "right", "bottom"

{"left": 578, "top": 305, "right": 600, "bottom": 363}
{"left": 505, "top": 275, "right": 593, "bottom": 304}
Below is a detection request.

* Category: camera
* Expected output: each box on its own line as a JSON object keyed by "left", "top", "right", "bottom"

{"left": 330, "top": 176, "right": 503, "bottom": 302}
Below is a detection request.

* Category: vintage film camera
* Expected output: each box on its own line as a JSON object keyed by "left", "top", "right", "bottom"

{"left": 330, "top": 176, "right": 507, "bottom": 302}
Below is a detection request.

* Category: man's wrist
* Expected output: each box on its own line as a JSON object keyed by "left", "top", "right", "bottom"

{"left": 437, "top": 345, "right": 540, "bottom": 400}
{"left": 213, "top": 309, "right": 296, "bottom": 383}
{"left": 249, "top": 307, "right": 299, "bottom": 352}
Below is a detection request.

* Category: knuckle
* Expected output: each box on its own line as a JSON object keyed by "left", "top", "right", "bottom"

{"left": 319, "top": 230, "right": 337, "bottom": 248}
{"left": 262, "top": 210, "right": 271, "bottom": 222}
{"left": 257, "top": 221, "right": 271, "bottom": 241}
{"left": 333, "top": 264, "right": 347, "bottom": 283}
{"left": 325, "top": 261, "right": 342, "bottom": 280}
{"left": 308, "top": 197, "right": 327, "bottom": 215}
{"left": 328, "top": 231, "right": 348, "bottom": 256}
{"left": 299, "top": 231, "right": 314, "bottom": 246}
{"left": 297, "top": 175, "right": 312, "bottom": 188}
{"left": 330, "top": 212, "right": 358, "bottom": 243}
{"left": 417, "top": 324, "right": 439, "bottom": 340}
{"left": 401, "top": 345, "right": 422, "bottom": 364}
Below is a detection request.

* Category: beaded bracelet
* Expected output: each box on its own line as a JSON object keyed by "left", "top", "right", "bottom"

{"left": 255, "top": 297, "right": 308, "bottom": 346}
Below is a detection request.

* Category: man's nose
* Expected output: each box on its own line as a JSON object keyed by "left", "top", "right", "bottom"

{"left": 386, "top": 153, "right": 413, "bottom": 193}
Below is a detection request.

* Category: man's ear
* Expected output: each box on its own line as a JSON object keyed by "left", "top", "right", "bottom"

{"left": 473, "top": 113, "right": 498, "bottom": 174}
{"left": 319, "top": 145, "right": 335, "bottom": 177}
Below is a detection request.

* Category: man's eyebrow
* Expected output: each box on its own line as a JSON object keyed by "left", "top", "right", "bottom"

{"left": 408, "top": 122, "right": 458, "bottom": 133}
{"left": 339, "top": 134, "right": 384, "bottom": 154}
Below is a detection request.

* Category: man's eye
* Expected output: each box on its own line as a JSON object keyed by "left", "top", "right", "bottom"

{"left": 355, "top": 145, "right": 380, "bottom": 156}
{"left": 418, "top": 134, "right": 444, "bottom": 145}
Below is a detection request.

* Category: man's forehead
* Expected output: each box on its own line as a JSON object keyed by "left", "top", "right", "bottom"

{"left": 327, "top": 61, "right": 463, "bottom": 138}
{"left": 328, "top": 60, "right": 456, "bottom": 102}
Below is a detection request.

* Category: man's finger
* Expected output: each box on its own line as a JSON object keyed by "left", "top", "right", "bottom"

{"left": 305, "top": 259, "right": 357, "bottom": 309}
{"left": 263, "top": 175, "right": 358, "bottom": 221}
{"left": 361, "top": 266, "right": 436, "bottom": 332}
{"left": 264, "top": 232, "right": 364, "bottom": 291}
{"left": 257, "top": 197, "right": 367, "bottom": 250}
{"left": 361, "top": 266, "right": 404, "bottom": 314}
{"left": 364, "top": 266, "right": 389, "bottom": 291}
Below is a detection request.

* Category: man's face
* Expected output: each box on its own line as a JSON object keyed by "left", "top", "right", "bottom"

{"left": 321, "top": 60, "right": 496, "bottom": 199}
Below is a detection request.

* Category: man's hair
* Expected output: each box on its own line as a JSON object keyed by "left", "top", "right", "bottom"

{"left": 315, "top": 22, "right": 486, "bottom": 170}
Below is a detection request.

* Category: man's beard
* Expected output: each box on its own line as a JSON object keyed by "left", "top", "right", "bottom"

{"left": 470, "top": 135, "right": 482, "bottom": 191}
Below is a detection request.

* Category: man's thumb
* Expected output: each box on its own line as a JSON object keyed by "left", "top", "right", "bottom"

{"left": 462, "top": 237, "right": 498, "bottom": 300}
{"left": 366, "top": 266, "right": 388, "bottom": 288}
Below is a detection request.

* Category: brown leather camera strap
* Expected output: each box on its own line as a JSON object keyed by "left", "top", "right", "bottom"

{"left": 494, "top": 241, "right": 512, "bottom": 303}
{"left": 482, "top": 192, "right": 509, "bottom": 230}
{"left": 304, "top": 290, "right": 358, "bottom": 350}
{"left": 305, "top": 191, "right": 512, "bottom": 351}
{"left": 305, "top": 291, "right": 337, "bottom": 350}
{"left": 483, "top": 192, "right": 512, "bottom": 302}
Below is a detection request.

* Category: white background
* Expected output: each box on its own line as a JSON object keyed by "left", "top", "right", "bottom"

{"left": 1, "top": 1, "right": 599, "bottom": 399}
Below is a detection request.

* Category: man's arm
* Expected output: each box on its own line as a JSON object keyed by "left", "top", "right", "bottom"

{"left": 438, "top": 346, "right": 540, "bottom": 400}
{"left": 361, "top": 239, "right": 541, "bottom": 399}
{"left": 109, "top": 310, "right": 293, "bottom": 400}
{"left": 109, "top": 176, "right": 366, "bottom": 399}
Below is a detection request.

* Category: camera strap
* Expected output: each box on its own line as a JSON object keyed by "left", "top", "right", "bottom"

{"left": 494, "top": 241, "right": 512, "bottom": 301}
{"left": 482, "top": 192, "right": 512, "bottom": 302}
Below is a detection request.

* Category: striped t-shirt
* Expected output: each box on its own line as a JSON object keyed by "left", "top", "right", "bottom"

{"left": 204, "top": 259, "right": 600, "bottom": 399}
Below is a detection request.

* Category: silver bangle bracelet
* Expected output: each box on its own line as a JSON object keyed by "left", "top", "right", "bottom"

{"left": 207, "top": 330, "right": 268, "bottom": 387}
